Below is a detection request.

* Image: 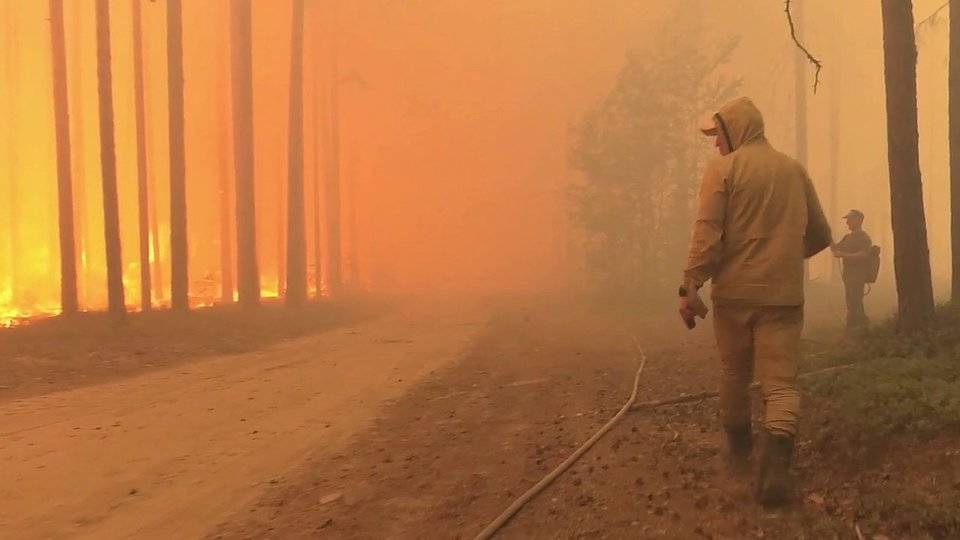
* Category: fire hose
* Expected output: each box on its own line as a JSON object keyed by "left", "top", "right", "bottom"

{"left": 472, "top": 344, "right": 647, "bottom": 540}
{"left": 473, "top": 345, "right": 856, "bottom": 539}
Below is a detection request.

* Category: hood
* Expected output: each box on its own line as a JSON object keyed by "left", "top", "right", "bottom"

{"left": 714, "top": 97, "right": 765, "bottom": 152}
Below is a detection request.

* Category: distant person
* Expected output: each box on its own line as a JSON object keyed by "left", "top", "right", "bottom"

{"left": 678, "top": 97, "right": 832, "bottom": 506}
{"left": 831, "top": 209, "right": 872, "bottom": 331}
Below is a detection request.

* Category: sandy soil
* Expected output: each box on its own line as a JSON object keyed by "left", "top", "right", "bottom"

{"left": 0, "top": 298, "right": 489, "bottom": 540}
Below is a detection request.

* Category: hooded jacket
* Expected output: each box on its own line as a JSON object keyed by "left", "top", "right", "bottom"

{"left": 684, "top": 97, "right": 832, "bottom": 306}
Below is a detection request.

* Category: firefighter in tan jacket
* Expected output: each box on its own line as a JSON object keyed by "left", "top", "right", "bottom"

{"left": 678, "top": 97, "right": 832, "bottom": 506}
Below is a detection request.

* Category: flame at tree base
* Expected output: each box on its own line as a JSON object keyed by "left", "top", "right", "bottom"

{"left": 0, "top": 283, "right": 332, "bottom": 329}
{"left": 0, "top": 290, "right": 61, "bottom": 328}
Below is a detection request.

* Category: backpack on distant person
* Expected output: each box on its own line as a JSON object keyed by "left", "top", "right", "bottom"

{"left": 865, "top": 245, "right": 881, "bottom": 284}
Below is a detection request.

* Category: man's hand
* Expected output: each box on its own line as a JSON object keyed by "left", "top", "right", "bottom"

{"left": 678, "top": 288, "right": 709, "bottom": 329}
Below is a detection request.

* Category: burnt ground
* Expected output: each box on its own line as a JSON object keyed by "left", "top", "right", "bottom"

{"left": 207, "top": 294, "right": 960, "bottom": 539}
{"left": 0, "top": 296, "right": 386, "bottom": 403}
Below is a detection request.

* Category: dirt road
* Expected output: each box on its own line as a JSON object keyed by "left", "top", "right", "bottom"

{"left": 207, "top": 295, "right": 877, "bottom": 539}
{"left": 6, "top": 293, "right": 915, "bottom": 539}
{"left": 0, "top": 298, "right": 490, "bottom": 540}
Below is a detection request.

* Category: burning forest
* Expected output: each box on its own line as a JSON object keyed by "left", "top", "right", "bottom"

{"left": 2, "top": 1, "right": 960, "bottom": 538}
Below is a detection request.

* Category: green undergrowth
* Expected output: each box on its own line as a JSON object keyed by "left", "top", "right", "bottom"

{"left": 795, "top": 307, "right": 960, "bottom": 539}
{"left": 802, "top": 307, "right": 960, "bottom": 445}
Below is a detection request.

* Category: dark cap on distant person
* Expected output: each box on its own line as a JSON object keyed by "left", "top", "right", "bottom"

{"left": 843, "top": 209, "right": 864, "bottom": 220}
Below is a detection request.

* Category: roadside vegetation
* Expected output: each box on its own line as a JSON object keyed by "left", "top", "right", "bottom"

{"left": 793, "top": 307, "right": 960, "bottom": 538}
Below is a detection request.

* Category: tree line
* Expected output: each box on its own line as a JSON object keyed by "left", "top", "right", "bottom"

{"left": 44, "top": 0, "right": 344, "bottom": 320}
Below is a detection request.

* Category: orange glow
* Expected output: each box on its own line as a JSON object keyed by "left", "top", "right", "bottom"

{"left": 8, "top": 1, "right": 953, "bottom": 320}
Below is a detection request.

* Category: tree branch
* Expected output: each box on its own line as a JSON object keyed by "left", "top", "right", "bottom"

{"left": 915, "top": 0, "right": 949, "bottom": 31}
{"left": 784, "top": 0, "right": 823, "bottom": 93}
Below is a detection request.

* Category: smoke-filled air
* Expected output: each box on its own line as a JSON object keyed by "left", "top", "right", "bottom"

{"left": 2, "top": 1, "right": 959, "bottom": 538}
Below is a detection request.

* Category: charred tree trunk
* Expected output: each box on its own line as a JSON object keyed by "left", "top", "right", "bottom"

{"left": 951, "top": 0, "right": 960, "bottom": 303}
{"left": 167, "top": 0, "right": 189, "bottom": 311}
{"left": 95, "top": 0, "right": 126, "bottom": 318}
{"left": 312, "top": 75, "right": 324, "bottom": 298}
{"left": 219, "top": 22, "right": 234, "bottom": 305}
{"left": 133, "top": 0, "right": 151, "bottom": 311}
{"left": 881, "top": 0, "right": 935, "bottom": 330}
{"left": 231, "top": 0, "right": 260, "bottom": 307}
{"left": 326, "top": 3, "right": 343, "bottom": 296}
{"left": 285, "top": 0, "right": 307, "bottom": 306}
{"left": 48, "top": 0, "right": 79, "bottom": 315}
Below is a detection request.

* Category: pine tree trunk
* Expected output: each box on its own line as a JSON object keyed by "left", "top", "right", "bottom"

{"left": 312, "top": 74, "right": 324, "bottom": 299}
{"left": 167, "top": 0, "right": 189, "bottom": 311}
{"left": 133, "top": 0, "right": 151, "bottom": 311}
{"left": 219, "top": 21, "right": 234, "bottom": 305}
{"left": 285, "top": 0, "right": 307, "bottom": 306}
{"left": 95, "top": 0, "right": 126, "bottom": 318}
{"left": 231, "top": 0, "right": 260, "bottom": 307}
{"left": 49, "top": 0, "right": 79, "bottom": 315}
{"left": 326, "top": 2, "right": 343, "bottom": 296}
{"left": 881, "top": 0, "right": 936, "bottom": 330}
{"left": 951, "top": 0, "right": 960, "bottom": 303}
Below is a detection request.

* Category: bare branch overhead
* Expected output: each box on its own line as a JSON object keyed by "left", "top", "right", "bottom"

{"left": 784, "top": 0, "right": 823, "bottom": 93}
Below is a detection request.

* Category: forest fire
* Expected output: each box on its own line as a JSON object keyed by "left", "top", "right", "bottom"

{"left": 5, "top": 1, "right": 960, "bottom": 539}
{"left": 0, "top": 0, "right": 575, "bottom": 324}
{"left": 0, "top": 297, "right": 60, "bottom": 328}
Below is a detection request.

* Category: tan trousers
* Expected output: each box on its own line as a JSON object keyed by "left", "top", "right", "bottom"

{"left": 712, "top": 304, "right": 803, "bottom": 437}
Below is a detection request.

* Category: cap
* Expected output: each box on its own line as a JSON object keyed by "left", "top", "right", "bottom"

{"left": 698, "top": 114, "right": 718, "bottom": 136}
{"left": 843, "top": 209, "right": 864, "bottom": 220}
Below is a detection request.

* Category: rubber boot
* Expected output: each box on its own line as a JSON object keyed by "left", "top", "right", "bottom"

{"left": 756, "top": 431, "right": 795, "bottom": 507}
{"left": 724, "top": 424, "right": 752, "bottom": 475}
